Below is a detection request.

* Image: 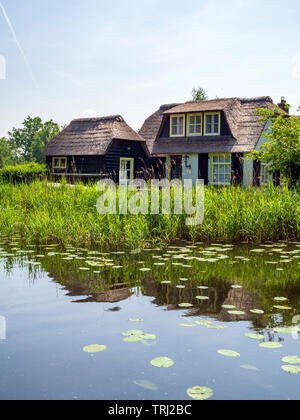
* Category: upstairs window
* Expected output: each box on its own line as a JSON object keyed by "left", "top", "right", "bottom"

{"left": 170, "top": 115, "right": 185, "bottom": 137}
{"left": 188, "top": 113, "right": 202, "bottom": 136}
{"left": 205, "top": 112, "right": 220, "bottom": 136}
{"left": 52, "top": 157, "right": 67, "bottom": 169}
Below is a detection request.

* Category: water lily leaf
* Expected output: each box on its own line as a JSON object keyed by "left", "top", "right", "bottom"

{"left": 176, "top": 285, "right": 185, "bottom": 289}
{"left": 282, "top": 356, "right": 300, "bottom": 364}
{"left": 274, "top": 297, "right": 288, "bottom": 302}
{"left": 274, "top": 327, "right": 298, "bottom": 334}
{"left": 187, "top": 386, "right": 213, "bottom": 401}
{"left": 178, "top": 303, "right": 193, "bottom": 308}
{"left": 240, "top": 364, "right": 260, "bottom": 372}
{"left": 245, "top": 333, "right": 265, "bottom": 340}
{"left": 161, "top": 281, "right": 171, "bottom": 284}
{"left": 228, "top": 310, "right": 246, "bottom": 315}
{"left": 207, "top": 325, "right": 227, "bottom": 329}
{"left": 129, "top": 318, "right": 144, "bottom": 323}
{"left": 83, "top": 344, "right": 107, "bottom": 353}
{"left": 222, "top": 305, "right": 236, "bottom": 309}
{"left": 218, "top": 349, "right": 240, "bottom": 358}
{"left": 140, "top": 268, "right": 151, "bottom": 272}
{"left": 122, "top": 329, "right": 144, "bottom": 337}
{"left": 123, "top": 336, "right": 142, "bottom": 343}
{"left": 250, "top": 309, "right": 265, "bottom": 314}
{"left": 197, "top": 286, "right": 209, "bottom": 290}
{"left": 231, "top": 285, "right": 242, "bottom": 289}
{"left": 150, "top": 357, "right": 174, "bottom": 368}
{"left": 196, "top": 296, "right": 209, "bottom": 300}
{"left": 274, "top": 306, "right": 292, "bottom": 310}
{"left": 139, "top": 333, "right": 156, "bottom": 340}
{"left": 133, "top": 380, "right": 158, "bottom": 391}
{"left": 195, "top": 320, "right": 212, "bottom": 326}
{"left": 281, "top": 365, "right": 300, "bottom": 374}
{"left": 259, "top": 342, "right": 283, "bottom": 349}
{"left": 179, "top": 323, "right": 196, "bottom": 327}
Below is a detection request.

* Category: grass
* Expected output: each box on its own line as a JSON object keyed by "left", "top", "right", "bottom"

{"left": 0, "top": 180, "right": 299, "bottom": 247}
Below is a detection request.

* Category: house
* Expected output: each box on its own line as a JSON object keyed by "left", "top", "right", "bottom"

{"left": 141, "top": 96, "right": 286, "bottom": 186}
{"left": 43, "top": 115, "right": 160, "bottom": 182}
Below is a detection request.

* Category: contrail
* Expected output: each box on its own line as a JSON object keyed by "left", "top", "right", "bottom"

{"left": 0, "top": 1, "right": 39, "bottom": 89}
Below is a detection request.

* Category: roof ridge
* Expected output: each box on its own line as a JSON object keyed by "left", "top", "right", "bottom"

{"left": 71, "top": 115, "right": 124, "bottom": 123}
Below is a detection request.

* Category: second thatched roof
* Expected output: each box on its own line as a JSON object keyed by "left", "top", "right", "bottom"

{"left": 44, "top": 115, "right": 145, "bottom": 156}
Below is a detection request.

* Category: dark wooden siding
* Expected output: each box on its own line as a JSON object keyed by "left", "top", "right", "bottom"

{"left": 231, "top": 153, "right": 244, "bottom": 185}
{"left": 198, "top": 154, "right": 209, "bottom": 185}
{"left": 253, "top": 160, "right": 261, "bottom": 186}
{"left": 46, "top": 155, "right": 105, "bottom": 174}
{"left": 105, "top": 140, "right": 150, "bottom": 181}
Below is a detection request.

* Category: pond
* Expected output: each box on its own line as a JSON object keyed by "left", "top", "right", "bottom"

{"left": 0, "top": 236, "right": 300, "bottom": 400}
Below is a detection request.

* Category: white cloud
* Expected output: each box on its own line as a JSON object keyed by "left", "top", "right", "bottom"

{"left": 291, "top": 55, "right": 300, "bottom": 79}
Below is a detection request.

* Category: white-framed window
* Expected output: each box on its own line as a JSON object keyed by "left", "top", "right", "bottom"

{"left": 187, "top": 113, "right": 202, "bottom": 136}
{"left": 210, "top": 154, "right": 231, "bottom": 185}
{"left": 52, "top": 157, "right": 67, "bottom": 169}
{"left": 170, "top": 114, "right": 185, "bottom": 137}
{"left": 204, "top": 112, "right": 220, "bottom": 136}
{"left": 261, "top": 162, "right": 272, "bottom": 186}
{"left": 119, "top": 158, "right": 134, "bottom": 182}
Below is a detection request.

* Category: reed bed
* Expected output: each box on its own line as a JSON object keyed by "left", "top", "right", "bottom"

{"left": 0, "top": 180, "right": 299, "bottom": 247}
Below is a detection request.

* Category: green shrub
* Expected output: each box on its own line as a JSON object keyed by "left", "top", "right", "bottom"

{"left": 0, "top": 163, "right": 48, "bottom": 183}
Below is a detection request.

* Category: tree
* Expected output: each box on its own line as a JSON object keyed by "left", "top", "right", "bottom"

{"left": 0, "top": 137, "right": 19, "bottom": 168}
{"left": 7, "top": 117, "right": 61, "bottom": 164}
{"left": 191, "top": 87, "right": 208, "bottom": 101}
{"left": 249, "top": 106, "right": 300, "bottom": 187}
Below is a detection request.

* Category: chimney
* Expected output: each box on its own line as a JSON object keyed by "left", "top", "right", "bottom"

{"left": 278, "top": 97, "right": 290, "bottom": 114}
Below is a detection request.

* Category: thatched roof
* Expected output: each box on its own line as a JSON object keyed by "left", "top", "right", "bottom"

{"left": 152, "top": 97, "right": 278, "bottom": 154}
{"left": 44, "top": 115, "right": 145, "bottom": 156}
{"left": 139, "top": 104, "right": 180, "bottom": 153}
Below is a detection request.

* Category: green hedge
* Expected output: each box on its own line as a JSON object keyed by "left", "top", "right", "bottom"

{"left": 0, "top": 163, "right": 48, "bottom": 183}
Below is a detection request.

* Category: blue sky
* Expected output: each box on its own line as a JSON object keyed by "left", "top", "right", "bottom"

{"left": 0, "top": 0, "right": 299, "bottom": 137}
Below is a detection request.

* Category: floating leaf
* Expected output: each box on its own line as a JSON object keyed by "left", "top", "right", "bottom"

{"left": 250, "top": 309, "right": 265, "bottom": 314}
{"left": 123, "top": 336, "right": 142, "bottom": 343}
{"left": 274, "top": 327, "right": 298, "bottom": 334}
{"left": 122, "top": 329, "right": 144, "bottom": 337}
{"left": 259, "top": 342, "right": 283, "bottom": 349}
{"left": 179, "top": 323, "right": 196, "bottom": 327}
{"left": 274, "top": 306, "right": 292, "bottom": 311}
{"left": 178, "top": 303, "right": 193, "bottom": 308}
{"left": 129, "top": 318, "right": 144, "bottom": 323}
{"left": 231, "top": 285, "right": 242, "bottom": 289}
{"left": 222, "top": 305, "right": 236, "bottom": 309}
{"left": 195, "top": 320, "right": 212, "bottom": 327}
{"left": 228, "top": 310, "right": 246, "bottom": 315}
{"left": 150, "top": 357, "right": 174, "bottom": 368}
{"left": 176, "top": 285, "right": 185, "bottom": 289}
{"left": 187, "top": 386, "right": 213, "bottom": 401}
{"left": 196, "top": 296, "right": 209, "bottom": 300}
{"left": 218, "top": 349, "right": 240, "bottom": 358}
{"left": 282, "top": 365, "right": 300, "bottom": 374}
{"left": 198, "top": 286, "right": 209, "bottom": 290}
{"left": 240, "top": 364, "right": 260, "bottom": 372}
{"left": 274, "top": 297, "right": 288, "bottom": 302}
{"left": 133, "top": 380, "right": 158, "bottom": 391}
{"left": 83, "top": 344, "right": 107, "bottom": 353}
{"left": 245, "top": 333, "right": 265, "bottom": 340}
{"left": 161, "top": 281, "right": 171, "bottom": 284}
{"left": 207, "top": 325, "right": 227, "bottom": 330}
{"left": 282, "top": 356, "right": 300, "bottom": 364}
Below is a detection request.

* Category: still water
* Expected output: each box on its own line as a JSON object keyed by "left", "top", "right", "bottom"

{"left": 0, "top": 236, "right": 300, "bottom": 400}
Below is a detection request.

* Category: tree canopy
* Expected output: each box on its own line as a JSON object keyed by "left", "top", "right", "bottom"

{"left": 250, "top": 106, "right": 300, "bottom": 187}
{"left": 191, "top": 87, "right": 208, "bottom": 101}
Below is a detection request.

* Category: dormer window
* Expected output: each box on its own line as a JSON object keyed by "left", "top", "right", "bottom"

{"left": 204, "top": 112, "right": 220, "bottom": 136}
{"left": 170, "top": 114, "right": 185, "bottom": 137}
{"left": 187, "top": 113, "right": 202, "bottom": 136}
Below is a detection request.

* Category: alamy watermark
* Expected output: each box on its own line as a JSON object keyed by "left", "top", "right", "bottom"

{"left": 0, "top": 315, "right": 6, "bottom": 340}
{"left": 0, "top": 55, "right": 6, "bottom": 80}
{"left": 96, "top": 178, "right": 204, "bottom": 226}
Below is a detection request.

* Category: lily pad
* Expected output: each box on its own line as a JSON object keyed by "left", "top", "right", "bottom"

{"left": 274, "top": 297, "right": 288, "bottom": 302}
{"left": 274, "top": 306, "right": 292, "bottom": 311}
{"left": 240, "top": 364, "right": 260, "bottom": 372}
{"left": 179, "top": 323, "right": 196, "bottom": 327}
{"left": 129, "top": 318, "right": 144, "bottom": 323}
{"left": 196, "top": 296, "right": 209, "bottom": 300}
{"left": 282, "top": 356, "right": 300, "bottom": 364}
{"left": 195, "top": 320, "right": 212, "bottom": 327}
{"left": 150, "top": 357, "right": 174, "bottom": 368}
{"left": 161, "top": 281, "right": 171, "bottom": 284}
{"left": 228, "top": 310, "right": 246, "bottom": 315}
{"left": 123, "top": 336, "right": 142, "bottom": 343}
{"left": 245, "top": 333, "right": 265, "bottom": 340}
{"left": 83, "top": 344, "right": 107, "bottom": 353}
{"left": 122, "top": 329, "right": 144, "bottom": 337}
{"left": 218, "top": 349, "right": 240, "bottom": 358}
{"left": 178, "top": 303, "right": 193, "bottom": 308}
{"left": 259, "top": 342, "right": 283, "bottom": 349}
{"left": 250, "top": 309, "right": 265, "bottom": 314}
{"left": 197, "top": 286, "right": 209, "bottom": 290}
{"left": 187, "top": 386, "right": 213, "bottom": 401}
{"left": 133, "top": 380, "right": 158, "bottom": 391}
{"left": 222, "top": 305, "right": 236, "bottom": 309}
{"left": 281, "top": 365, "right": 300, "bottom": 374}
